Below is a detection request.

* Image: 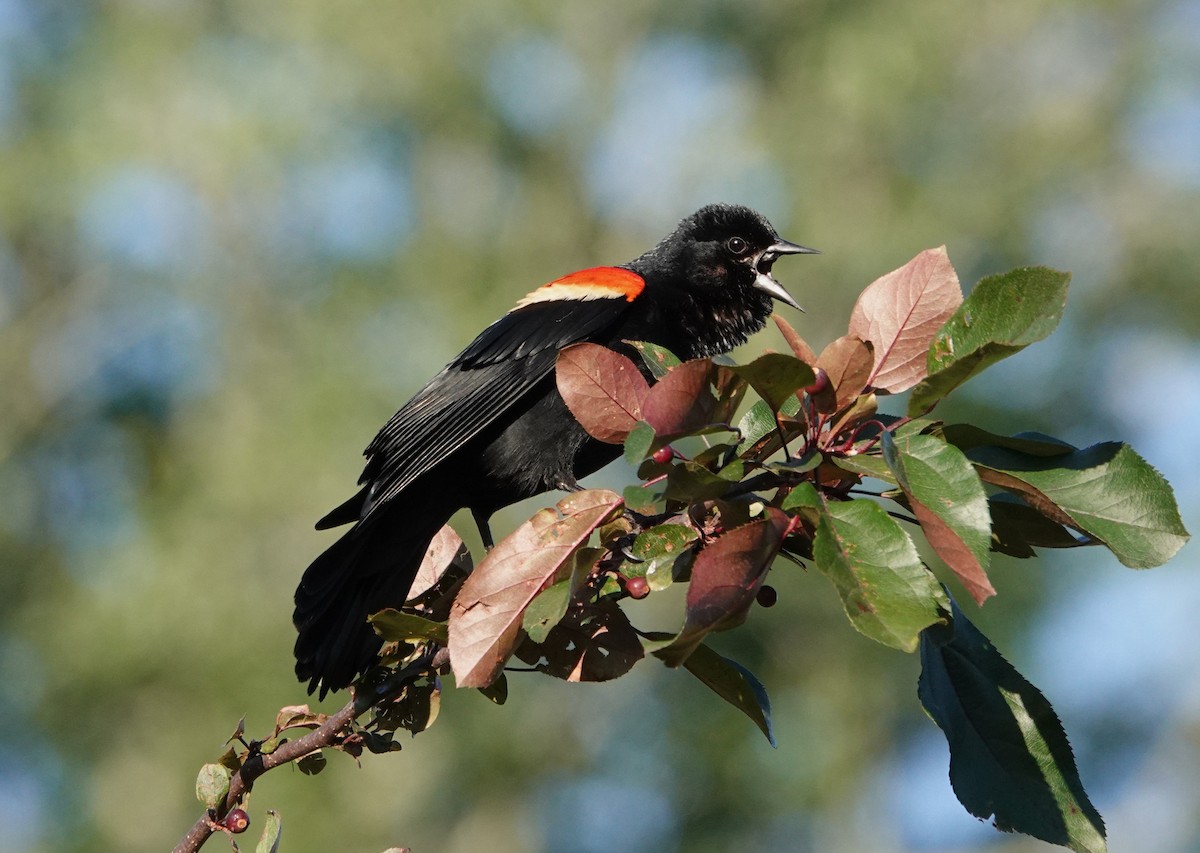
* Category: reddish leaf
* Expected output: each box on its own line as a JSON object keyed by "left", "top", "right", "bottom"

{"left": 848, "top": 247, "right": 963, "bottom": 393}
{"left": 815, "top": 335, "right": 875, "bottom": 411}
{"left": 449, "top": 489, "right": 623, "bottom": 688}
{"left": 515, "top": 598, "right": 643, "bottom": 682}
{"left": 406, "top": 524, "right": 468, "bottom": 602}
{"left": 655, "top": 509, "right": 791, "bottom": 666}
{"left": 639, "top": 359, "right": 746, "bottom": 439}
{"left": 556, "top": 343, "right": 650, "bottom": 443}
{"left": 773, "top": 314, "right": 818, "bottom": 364}
{"left": 910, "top": 500, "right": 996, "bottom": 605}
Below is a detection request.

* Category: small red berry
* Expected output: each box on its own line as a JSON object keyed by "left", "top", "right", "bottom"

{"left": 804, "top": 369, "right": 830, "bottom": 395}
{"left": 756, "top": 585, "right": 778, "bottom": 608}
{"left": 651, "top": 446, "right": 674, "bottom": 464}
{"left": 625, "top": 576, "right": 650, "bottom": 599}
{"left": 223, "top": 809, "right": 250, "bottom": 834}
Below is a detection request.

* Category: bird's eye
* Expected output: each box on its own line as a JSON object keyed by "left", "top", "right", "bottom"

{"left": 726, "top": 236, "right": 749, "bottom": 256}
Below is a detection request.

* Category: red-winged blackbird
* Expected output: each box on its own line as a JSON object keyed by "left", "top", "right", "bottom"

{"left": 294, "top": 204, "right": 814, "bottom": 696}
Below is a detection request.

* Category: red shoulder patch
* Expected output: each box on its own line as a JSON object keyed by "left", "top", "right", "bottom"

{"left": 515, "top": 266, "right": 645, "bottom": 308}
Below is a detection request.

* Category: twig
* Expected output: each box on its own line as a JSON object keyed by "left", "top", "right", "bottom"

{"left": 172, "top": 649, "right": 447, "bottom": 853}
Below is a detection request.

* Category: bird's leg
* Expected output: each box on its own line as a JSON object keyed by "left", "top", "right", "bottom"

{"left": 471, "top": 508, "right": 495, "bottom": 550}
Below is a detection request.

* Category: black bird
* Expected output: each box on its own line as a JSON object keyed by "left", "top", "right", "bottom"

{"left": 294, "top": 204, "right": 815, "bottom": 696}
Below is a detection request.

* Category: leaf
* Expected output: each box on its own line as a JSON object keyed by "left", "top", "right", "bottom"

{"left": 194, "top": 763, "right": 231, "bottom": 809}
{"left": 728, "top": 353, "right": 815, "bottom": 413}
{"left": 772, "top": 314, "right": 818, "bottom": 364}
{"left": 225, "top": 716, "right": 246, "bottom": 746}
{"left": 988, "top": 495, "right": 1091, "bottom": 558}
{"left": 625, "top": 339, "right": 681, "bottom": 378}
{"left": 683, "top": 644, "right": 776, "bottom": 747}
{"left": 373, "top": 681, "right": 441, "bottom": 734}
{"left": 829, "top": 451, "right": 895, "bottom": 483}
{"left": 848, "top": 246, "right": 964, "bottom": 393}
{"left": 627, "top": 523, "right": 699, "bottom": 591}
{"left": 623, "top": 420, "right": 656, "bottom": 464}
{"left": 812, "top": 498, "right": 948, "bottom": 651}
{"left": 815, "top": 335, "right": 875, "bottom": 410}
{"left": 664, "top": 460, "right": 739, "bottom": 503}
{"left": 908, "top": 267, "right": 1070, "bottom": 414}
{"left": 556, "top": 343, "right": 650, "bottom": 443}
{"left": 641, "top": 359, "right": 744, "bottom": 437}
{"left": 737, "top": 394, "right": 802, "bottom": 452}
{"left": 296, "top": 750, "right": 327, "bottom": 775}
{"left": 449, "top": 489, "right": 623, "bottom": 688}
{"left": 882, "top": 433, "right": 995, "bottom": 605}
{"left": 515, "top": 598, "right": 643, "bottom": 681}
{"left": 941, "top": 424, "right": 1075, "bottom": 458}
{"left": 968, "top": 443, "right": 1190, "bottom": 568}
{"left": 274, "top": 704, "right": 326, "bottom": 733}
{"left": 255, "top": 810, "right": 282, "bottom": 853}
{"left": 406, "top": 525, "right": 470, "bottom": 602}
{"left": 655, "top": 510, "right": 791, "bottom": 666}
{"left": 919, "top": 598, "right": 1107, "bottom": 852}
{"left": 522, "top": 579, "right": 572, "bottom": 643}
{"left": 369, "top": 609, "right": 450, "bottom": 645}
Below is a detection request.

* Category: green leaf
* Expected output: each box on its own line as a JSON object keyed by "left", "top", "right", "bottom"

{"left": 908, "top": 267, "right": 1070, "bottom": 414}
{"left": 623, "top": 420, "right": 656, "bottom": 465}
{"left": 829, "top": 452, "right": 895, "bottom": 483}
{"left": 664, "top": 460, "right": 737, "bottom": 502}
{"left": 780, "top": 481, "right": 821, "bottom": 513}
{"left": 968, "top": 442, "right": 1190, "bottom": 568}
{"left": 627, "top": 523, "right": 699, "bottom": 590}
{"left": 296, "top": 750, "right": 327, "bottom": 775}
{"left": 942, "top": 424, "right": 1075, "bottom": 457}
{"left": 194, "top": 762, "right": 231, "bottom": 809}
{"left": 728, "top": 352, "right": 815, "bottom": 413}
{"left": 988, "top": 495, "right": 1091, "bottom": 558}
{"left": 812, "top": 498, "right": 948, "bottom": 651}
{"left": 625, "top": 339, "right": 681, "bottom": 378}
{"left": 368, "top": 610, "right": 449, "bottom": 645}
{"left": 522, "top": 579, "right": 572, "bottom": 643}
{"left": 622, "top": 483, "right": 660, "bottom": 513}
{"left": 255, "top": 810, "right": 282, "bottom": 853}
{"left": 682, "top": 644, "right": 776, "bottom": 747}
{"left": 919, "top": 598, "right": 1106, "bottom": 852}
{"left": 882, "top": 433, "right": 995, "bottom": 605}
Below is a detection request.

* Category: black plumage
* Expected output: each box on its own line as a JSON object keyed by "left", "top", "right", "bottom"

{"left": 294, "top": 203, "right": 814, "bottom": 696}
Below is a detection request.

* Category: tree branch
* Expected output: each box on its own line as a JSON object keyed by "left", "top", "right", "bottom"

{"left": 172, "top": 649, "right": 447, "bottom": 853}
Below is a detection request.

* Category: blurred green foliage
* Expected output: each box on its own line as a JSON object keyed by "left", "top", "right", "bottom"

{"left": 0, "top": 1, "right": 1197, "bottom": 851}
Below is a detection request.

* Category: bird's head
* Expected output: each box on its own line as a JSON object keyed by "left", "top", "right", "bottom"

{"left": 639, "top": 203, "right": 817, "bottom": 314}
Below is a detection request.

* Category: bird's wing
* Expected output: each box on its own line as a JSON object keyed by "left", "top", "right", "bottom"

{"left": 347, "top": 267, "right": 645, "bottom": 523}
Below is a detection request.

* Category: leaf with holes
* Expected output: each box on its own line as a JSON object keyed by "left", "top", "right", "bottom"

{"left": 449, "top": 489, "right": 623, "bottom": 688}
{"left": 909, "top": 267, "right": 1070, "bottom": 414}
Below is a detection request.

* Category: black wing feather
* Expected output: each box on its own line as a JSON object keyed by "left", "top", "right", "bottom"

{"left": 353, "top": 296, "right": 633, "bottom": 523}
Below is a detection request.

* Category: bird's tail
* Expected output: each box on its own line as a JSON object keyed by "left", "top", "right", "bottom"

{"left": 293, "top": 504, "right": 451, "bottom": 699}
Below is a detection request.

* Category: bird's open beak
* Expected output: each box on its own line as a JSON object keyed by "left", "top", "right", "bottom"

{"left": 753, "top": 240, "right": 818, "bottom": 312}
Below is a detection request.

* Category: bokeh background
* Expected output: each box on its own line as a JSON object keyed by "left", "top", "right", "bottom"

{"left": 0, "top": 1, "right": 1197, "bottom": 851}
